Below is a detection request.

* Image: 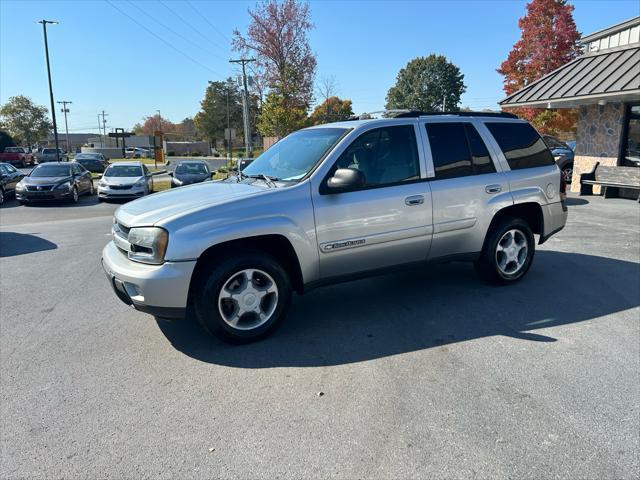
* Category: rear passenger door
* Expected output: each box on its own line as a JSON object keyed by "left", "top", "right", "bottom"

{"left": 422, "top": 119, "right": 512, "bottom": 259}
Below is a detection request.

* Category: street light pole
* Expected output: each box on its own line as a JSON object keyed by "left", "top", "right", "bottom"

{"left": 58, "top": 100, "right": 71, "bottom": 152}
{"left": 38, "top": 19, "right": 60, "bottom": 161}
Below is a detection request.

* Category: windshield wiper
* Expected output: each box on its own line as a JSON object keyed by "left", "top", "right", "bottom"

{"left": 246, "top": 173, "right": 279, "bottom": 188}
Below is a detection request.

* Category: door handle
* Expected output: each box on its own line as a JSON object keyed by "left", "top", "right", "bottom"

{"left": 405, "top": 195, "right": 424, "bottom": 206}
{"left": 485, "top": 184, "right": 502, "bottom": 194}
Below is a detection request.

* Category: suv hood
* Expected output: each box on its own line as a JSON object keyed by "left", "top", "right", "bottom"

{"left": 116, "top": 180, "right": 265, "bottom": 226}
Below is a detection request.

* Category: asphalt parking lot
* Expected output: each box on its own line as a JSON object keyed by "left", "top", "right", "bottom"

{"left": 0, "top": 193, "right": 638, "bottom": 479}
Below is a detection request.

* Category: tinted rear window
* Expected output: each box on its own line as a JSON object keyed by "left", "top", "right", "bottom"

{"left": 486, "top": 122, "right": 555, "bottom": 170}
{"left": 426, "top": 123, "right": 472, "bottom": 179}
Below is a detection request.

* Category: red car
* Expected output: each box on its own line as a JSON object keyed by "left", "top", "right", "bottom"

{"left": 0, "top": 147, "right": 35, "bottom": 167}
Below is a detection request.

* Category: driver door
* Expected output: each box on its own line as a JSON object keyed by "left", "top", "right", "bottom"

{"left": 311, "top": 124, "right": 433, "bottom": 279}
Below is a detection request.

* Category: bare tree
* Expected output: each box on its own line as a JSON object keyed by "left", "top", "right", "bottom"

{"left": 316, "top": 75, "right": 338, "bottom": 104}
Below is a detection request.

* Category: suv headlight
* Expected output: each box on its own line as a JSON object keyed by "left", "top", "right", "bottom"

{"left": 127, "top": 227, "right": 168, "bottom": 264}
{"left": 15, "top": 181, "right": 25, "bottom": 191}
{"left": 134, "top": 179, "right": 146, "bottom": 187}
{"left": 55, "top": 181, "right": 71, "bottom": 190}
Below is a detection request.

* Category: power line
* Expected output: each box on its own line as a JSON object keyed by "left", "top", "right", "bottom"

{"left": 125, "top": 0, "right": 226, "bottom": 62}
{"left": 186, "top": 0, "right": 230, "bottom": 43}
{"left": 158, "top": 0, "right": 227, "bottom": 53}
{"left": 105, "top": 0, "right": 222, "bottom": 76}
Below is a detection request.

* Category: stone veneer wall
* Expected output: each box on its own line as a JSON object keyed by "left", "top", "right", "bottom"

{"left": 570, "top": 102, "right": 624, "bottom": 192}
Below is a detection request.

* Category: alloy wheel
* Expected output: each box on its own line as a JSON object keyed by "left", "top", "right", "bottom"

{"left": 495, "top": 229, "right": 528, "bottom": 276}
{"left": 217, "top": 268, "right": 279, "bottom": 330}
{"left": 562, "top": 166, "right": 573, "bottom": 184}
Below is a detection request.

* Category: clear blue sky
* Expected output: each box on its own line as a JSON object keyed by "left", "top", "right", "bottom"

{"left": 1, "top": 0, "right": 637, "bottom": 134}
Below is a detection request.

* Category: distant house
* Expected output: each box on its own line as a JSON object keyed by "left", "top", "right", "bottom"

{"left": 500, "top": 17, "right": 640, "bottom": 192}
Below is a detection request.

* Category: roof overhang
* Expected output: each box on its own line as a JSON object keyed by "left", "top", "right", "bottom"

{"left": 500, "top": 44, "right": 640, "bottom": 109}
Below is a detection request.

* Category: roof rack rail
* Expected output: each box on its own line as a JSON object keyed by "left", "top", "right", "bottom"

{"left": 346, "top": 110, "right": 519, "bottom": 120}
{"left": 393, "top": 110, "right": 519, "bottom": 119}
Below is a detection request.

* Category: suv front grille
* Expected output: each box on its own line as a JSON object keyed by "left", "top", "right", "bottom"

{"left": 26, "top": 185, "right": 53, "bottom": 191}
{"left": 117, "top": 222, "right": 131, "bottom": 236}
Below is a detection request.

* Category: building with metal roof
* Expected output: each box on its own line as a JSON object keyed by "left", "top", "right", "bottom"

{"left": 500, "top": 17, "right": 640, "bottom": 192}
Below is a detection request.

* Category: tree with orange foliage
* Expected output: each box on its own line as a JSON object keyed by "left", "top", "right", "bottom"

{"left": 498, "top": 0, "right": 581, "bottom": 136}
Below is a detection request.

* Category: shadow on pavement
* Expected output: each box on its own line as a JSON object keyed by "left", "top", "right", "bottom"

{"left": 565, "top": 197, "right": 589, "bottom": 206}
{"left": 0, "top": 232, "right": 58, "bottom": 257}
{"left": 156, "top": 251, "right": 639, "bottom": 368}
{"left": 19, "top": 195, "right": 101, "bottom": 208}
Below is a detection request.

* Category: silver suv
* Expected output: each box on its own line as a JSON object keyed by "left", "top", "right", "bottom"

{"left": 102, "top": 112, "right": 567, "bottom": 343}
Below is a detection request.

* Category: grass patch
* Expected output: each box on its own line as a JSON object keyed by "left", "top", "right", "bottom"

{"left": 152, "top": 177, "right": 171, "bottom": 192}
{"left": 109, "top": 158, "right": 161, "bottom": 165}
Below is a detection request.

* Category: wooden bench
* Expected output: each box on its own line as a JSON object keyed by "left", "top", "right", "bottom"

{"left": 580, "top": 162, "right": 640, "bottom": 201}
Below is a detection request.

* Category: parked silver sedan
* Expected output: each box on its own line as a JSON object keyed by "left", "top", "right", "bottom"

{"left": 97, "top": 161, "right": 153, "bottom": 201}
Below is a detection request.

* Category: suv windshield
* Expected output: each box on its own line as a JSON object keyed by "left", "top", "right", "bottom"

{"left": 76, "top": 154, "right": 100, "bottom": 160}
{"left": 176, "top": 163, "right": 208, "bottom": 174}
{"left": 242, "top": 127, "right": 347, "bottom": 181}
{"left": 105, "top": 165, "right": 142, "bottom": 177}
{"left": 31, "top": 164, "right": 71, "bottom": 177}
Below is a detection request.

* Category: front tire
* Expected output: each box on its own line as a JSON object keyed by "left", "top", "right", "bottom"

{"left": 475, "top": 217, "right": 535, "bottom": 285}
{"left": 194, "top": 252, "right": 292, "bottom": 343}
{"left": 0, "top": 188, "right": 4, "bottom": 205}
{"left": 70, "top": 186, "right": 79, "bottom": 204}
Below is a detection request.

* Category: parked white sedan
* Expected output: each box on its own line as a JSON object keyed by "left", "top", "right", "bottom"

{"left": 97, "top": 162, "right": 154, "bottom": 201}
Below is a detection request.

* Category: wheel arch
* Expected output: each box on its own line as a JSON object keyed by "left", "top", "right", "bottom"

{"left": 188, "top": 234, "right": 305, "bottom": 300}
{"left": 484, "top": 202, "right": 544, "bottom": 251}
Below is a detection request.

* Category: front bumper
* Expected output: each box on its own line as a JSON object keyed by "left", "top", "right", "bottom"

{"left": 98, "top": 184, "right": 146, "bottom": 199}
{"left": 102, "top": 241, "right": 196, "bottom": 318}
{"left": 16, "top": 188, "right": 73, "bottom": 201}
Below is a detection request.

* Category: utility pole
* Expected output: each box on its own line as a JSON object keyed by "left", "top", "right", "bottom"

{"left": 156, "top": 109, "right": 161, "bottom": 132}
{"left": 38, "top": 19, "right": 60, "bottom": 161}
{"left": 229, "top": 58, "right": 255, "bottom": 157}
{"left": 99, "top": 110, "right": 108, "bottom": 147}
{"left": 442, "top": 94, "right": 446, "bottom": 112}
{"left": 227, "top": 89, "right": 231, "bottom": 161}
{"left": 57, "top": 100, "right": 71, "bottom": 152}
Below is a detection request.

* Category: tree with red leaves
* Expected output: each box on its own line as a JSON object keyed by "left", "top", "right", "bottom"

{"left": 498, "top": 0, "right": 581, "bottom": 135}
{"left": 233, "top": 0, "right": 316, "bottom": 135}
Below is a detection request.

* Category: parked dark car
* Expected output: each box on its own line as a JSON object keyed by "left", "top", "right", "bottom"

{"left": 543, "top": 135, "right": 575, "bottom": 184}
{"left": 170, "top": 160, "right": 211, "bottom": 188}
{"left": 15, "top": 162, "right": 94, "bottom": 204}
{"left": 74, "top": 153, "right": 109, "bottom": 173}
{"left": 0, "top": 162, "right": 25, "bottom": 205}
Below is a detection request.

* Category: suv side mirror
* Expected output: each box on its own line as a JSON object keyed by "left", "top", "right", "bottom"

{"left": 326, "top": 168, "right": 365, "bottom": 192}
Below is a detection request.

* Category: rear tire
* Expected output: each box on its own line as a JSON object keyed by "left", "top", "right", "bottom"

{"left": 561, "top": 163, "right": 573, "bottom": 184}
{"left": 194, "top": 252, "right": 292, "bottom": 343}
{"left": 0, "top": 188, "right": 4, "bottom": 205}
{"left": 475, "top": 217, "right": 535, "bottom": 285}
